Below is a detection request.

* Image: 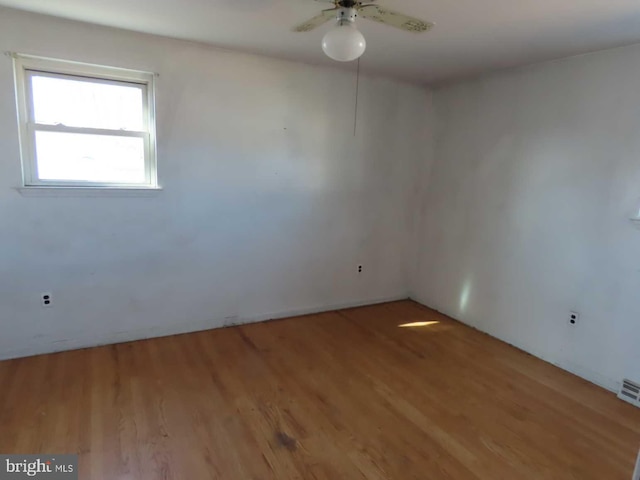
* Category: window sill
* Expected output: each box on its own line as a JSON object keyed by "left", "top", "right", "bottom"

{"left": 15, "top": 186, "right": 163, "bottom": 197}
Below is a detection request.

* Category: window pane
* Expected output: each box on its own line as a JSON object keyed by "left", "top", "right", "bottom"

{"left": 30, "top": 74, "right": 144, "bottom": 131}
{"left": 35, "top": 131, "right": 146, "bottom": 184}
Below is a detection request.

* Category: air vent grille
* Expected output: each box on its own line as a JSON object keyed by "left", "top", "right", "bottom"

{"left": 618, "top": 379, "right": 640, "bottom": 408}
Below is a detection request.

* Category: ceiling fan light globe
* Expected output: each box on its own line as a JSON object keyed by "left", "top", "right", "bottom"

{"left": 322, "top": 23, "right": 366, "bottom": 62}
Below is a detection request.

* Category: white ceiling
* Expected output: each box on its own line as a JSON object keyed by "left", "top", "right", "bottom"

{"left": 2, "top": 0, "right": 640, "bottom": 84}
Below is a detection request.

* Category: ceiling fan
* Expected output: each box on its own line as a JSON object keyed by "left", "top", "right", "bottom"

{"left": 293, "top": 0, "right": 434, "bottom": 62}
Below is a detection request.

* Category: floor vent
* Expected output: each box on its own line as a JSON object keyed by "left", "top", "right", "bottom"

{"left": 618, "top": 379, "right": 640, "bottom": 408}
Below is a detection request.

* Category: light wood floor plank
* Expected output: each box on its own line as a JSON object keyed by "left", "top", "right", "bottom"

{"left": 1, "top": 300, "right": 639, "bottom": 479}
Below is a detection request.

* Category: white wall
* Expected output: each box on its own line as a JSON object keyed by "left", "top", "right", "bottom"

{"left": 5, "top": 7, "right": 636, "bottom": 395}
{"left": 0, "top": 7, "right": 432, "bottom": 359}
{"left": 412, "top": 44, "right": 640, "bottom": 392}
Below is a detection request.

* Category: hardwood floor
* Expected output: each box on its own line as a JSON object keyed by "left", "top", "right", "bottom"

{"left": 1, "top": 300, "right": 639, "bottom": 479}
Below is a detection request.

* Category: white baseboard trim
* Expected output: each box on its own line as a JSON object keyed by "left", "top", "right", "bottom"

{"left": 409, "top": 296, "right": 619, "bottom": 393}
{"left": 0, "top": 294, "right": 408, "bottom": 361}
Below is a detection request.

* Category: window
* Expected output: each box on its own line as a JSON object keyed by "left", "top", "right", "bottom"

{"left": 13, "top": 55, "right": 157, "bottom": 188}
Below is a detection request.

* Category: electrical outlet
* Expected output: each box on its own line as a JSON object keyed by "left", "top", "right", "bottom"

{"left": 42, "top": 292, "right": 52, "bottom": 308}
{"left": 357, "top": 265, "right": 363, "bottom": 273}
{"left": 568, "top": 311, "right": 579, "bottom": 326}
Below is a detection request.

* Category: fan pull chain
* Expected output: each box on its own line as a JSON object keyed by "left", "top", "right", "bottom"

{"left": 353, "top": 57, "right": 360, "bottom": 136}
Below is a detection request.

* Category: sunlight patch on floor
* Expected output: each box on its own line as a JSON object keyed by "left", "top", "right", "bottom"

{"left": 398, "top": 321, "right": 439, "bottom": 328}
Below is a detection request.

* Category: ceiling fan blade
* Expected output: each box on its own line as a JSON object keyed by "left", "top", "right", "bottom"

{"left": 358, "top": 5, "right": 433, "bottom": 33}
{"left": 293, "top": 8, "right": 337, "bottom": 32}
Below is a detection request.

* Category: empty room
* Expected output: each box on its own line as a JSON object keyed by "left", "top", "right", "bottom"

{"left": 1, "top": 0, "right": 640, "bottom": 478}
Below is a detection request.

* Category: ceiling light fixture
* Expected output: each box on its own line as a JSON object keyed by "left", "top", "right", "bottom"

{"left": 294, "top": 1, "right": 434, "bottom": 63}
{"left": 321, "top": 8, "right": 366, "bottom": 62}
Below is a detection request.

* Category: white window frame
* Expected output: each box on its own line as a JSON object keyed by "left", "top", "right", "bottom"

{"left": 13, "top": 54, "right": 158, "bottom": 189}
